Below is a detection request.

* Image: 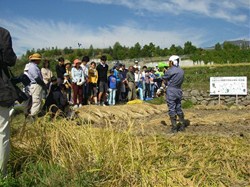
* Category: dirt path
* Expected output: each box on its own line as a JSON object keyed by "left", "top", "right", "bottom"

{"left": 77, "top": 103, "right": 250, "bottom": 137}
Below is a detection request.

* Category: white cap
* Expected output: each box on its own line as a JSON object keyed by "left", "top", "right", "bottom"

{"left": 169, "top": 55, "right": 180, "bottom": 67}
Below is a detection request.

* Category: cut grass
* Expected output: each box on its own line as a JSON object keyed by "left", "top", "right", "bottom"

{"left": 6, "top": 112, "right": 250, "bottom": 187}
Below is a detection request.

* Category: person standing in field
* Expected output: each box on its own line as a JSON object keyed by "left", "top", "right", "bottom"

{"left": 56, "top": 57, "right": 66, "bottom": 85}
{"left": 41, "top": 59, "right": 53, "bottom": 88}
{"left": 96, "top": 55, "right": 108, "bottom": 106}
{"left": 81, "top": 56, "right": 89, "bottom": 105}
{"left": 71, "top": 59, "right": 85, "bottom": 109}
{"left": 108, "top": 69, "right": 117, "bottom": 105}
{"left": 163, "top": 55, "right": 186, "bottom": 133}
{"left": 64, "top": 60, "right": 72, "bottom": 78}
{"left": 0, "top": 27, "right": 17, "bottom": 177}
{"left": 27, "top": 53, "right": 47, "bottom": 118}
{"left": 88, "top": 61, "right": 98, "bottom": 105}
{"left": 126, "top": 66, "right": 137, "bottom": 101}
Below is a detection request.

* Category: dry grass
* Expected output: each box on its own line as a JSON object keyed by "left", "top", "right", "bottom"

{"left": 9, "top": 105, "right": 250, "bottom": 187}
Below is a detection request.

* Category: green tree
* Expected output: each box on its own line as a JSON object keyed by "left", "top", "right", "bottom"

{"left": 113, "top": 42, "right": 126, "bottom": 60}
{"left": 214, "top": 43, "right": 222, "bottom": 51}
{"left": 88, "top": 45, "right": 94, "bottom": 57}
{"left": 184, "top": 41, "right": 197, "bottom": 54}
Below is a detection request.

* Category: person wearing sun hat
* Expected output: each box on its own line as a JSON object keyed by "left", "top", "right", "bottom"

{"left": 64, "top": 59, "right": 72, "bottom": 78}
{"left": 71, "top": 59, "right": 85, "bottom": 108}
{"left": 26, "top": 53, "right": 47, "bottom": 118}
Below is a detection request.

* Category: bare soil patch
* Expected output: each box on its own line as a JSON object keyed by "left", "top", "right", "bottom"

{"left": 77, "top": 103, "right": 250, "bottom": 137}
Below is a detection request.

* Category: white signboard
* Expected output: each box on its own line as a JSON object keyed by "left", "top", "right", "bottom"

{"left": 210, "top": 77, "right": 247, "bottom": 95}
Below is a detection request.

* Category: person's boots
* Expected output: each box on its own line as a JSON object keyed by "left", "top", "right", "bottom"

{"left": 178, "top": 113, "right": 186, "bottom": 131}
{"left": 170, "top": 115, "right": 178, "bottom": 133}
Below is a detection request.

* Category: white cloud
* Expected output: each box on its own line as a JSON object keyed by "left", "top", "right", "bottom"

{"left": 72, "top": 0, "right": 249, "bottom": 23}
{"left": 0, "top": 18, "right": 206, "bottom": 56}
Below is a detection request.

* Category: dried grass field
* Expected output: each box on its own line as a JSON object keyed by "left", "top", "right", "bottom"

{"left": 7, "top": 103, "right": 250, "bottom": 187}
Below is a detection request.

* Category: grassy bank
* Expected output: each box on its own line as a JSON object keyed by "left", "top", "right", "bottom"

{"left": 182, "top": 64, "right": 250, "bottom": 90}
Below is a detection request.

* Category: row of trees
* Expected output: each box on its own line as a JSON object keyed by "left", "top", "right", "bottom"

{"left": 191, "top": 42, "right": 250, "bottom": 64}
{"left": 21, "top": 41, "right": 250, "bottom": 64}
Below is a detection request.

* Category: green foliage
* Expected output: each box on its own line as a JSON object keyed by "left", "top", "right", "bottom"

{"left": 191, "top": 42, "right": 250, "bottom": 64}
{"left": 184, "top": 41, "right": 197, "bottom": 55}
{"left": 145, "top": 96, "right": 165, "bottom": 105}
{"left": 0, "top": 175, "right": 20, "bottom": 187}
{"left": 182, "top": 100, "right": 194, "bottom": 109}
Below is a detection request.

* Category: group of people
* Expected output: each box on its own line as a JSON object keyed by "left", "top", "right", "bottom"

{"left": 23, "top": 52, "right": 187, "bottom": 132}
{"left": 24, "top": 54, "right": 171, "bottom": 117}
{"left": 0, "top": 27, "right": 187, "bottom": 178}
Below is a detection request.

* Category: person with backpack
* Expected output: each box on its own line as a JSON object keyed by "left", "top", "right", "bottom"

{"left": 0, "top": 27, "right": 17, "bottom": 177}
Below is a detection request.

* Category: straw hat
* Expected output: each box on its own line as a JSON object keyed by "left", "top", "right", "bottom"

{"left": 29, "top": 53, "right": 42, "bottom": 60}
{"left": 64, "top": 59, "right": 71, "bottom": 65}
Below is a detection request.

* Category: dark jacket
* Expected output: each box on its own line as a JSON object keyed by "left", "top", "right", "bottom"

{"left": 0, "top": 27, "right": 17, "bottom": 107}
{"left": 0, "top": 27, "right": 17, "bottom": 77}
{"left": 56, "top": 64, "right": 66, "bottom": 79}
{"left": 43, "top": 84, "right": 67, "bottom": 112}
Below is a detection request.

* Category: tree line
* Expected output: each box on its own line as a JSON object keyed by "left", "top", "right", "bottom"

{"left": 20, "top": 41, "right": 250, "bottom": 64}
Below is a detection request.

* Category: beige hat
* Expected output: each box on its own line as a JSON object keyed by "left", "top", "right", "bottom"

{"left": 29, "top": 53, "right": 42, "bottom": 60}
{"left": 65, "top": 59, "right": 71, "bottom": 65}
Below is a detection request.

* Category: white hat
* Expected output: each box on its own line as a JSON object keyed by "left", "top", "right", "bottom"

{"left": 169, "top": 55, "right": 180, "bottom": 67}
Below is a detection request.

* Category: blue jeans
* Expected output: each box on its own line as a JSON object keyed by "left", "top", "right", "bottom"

{"left": 138, "top": 87, "right": 143, "bottom": 100}
{"left": 150, "top": 84, "right": 155, "bottom": 97}
{"left": 108, "top": 88, "right": 116, "bottom": 105}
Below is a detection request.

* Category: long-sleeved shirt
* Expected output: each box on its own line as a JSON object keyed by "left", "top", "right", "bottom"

{"left": 126, "top": 71, "right": 135, "bottom": 83}
{"left": 71, "top": 67, "right": 85, "bottom": 83}
{"left": 81, "top": 64, "right": 89, "bottom": 78}
{"left": 41, "top": 68, "right": 53, "bottom": 84}
{"left": 27, "top": 62, "right": 43, "bottom": 84}
{"left": 162, "top": 66, "right": 184, "bottom": 89}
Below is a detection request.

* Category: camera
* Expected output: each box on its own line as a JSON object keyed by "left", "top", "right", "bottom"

{"left": 11, "top": 73, "right": 31, "bottom": 103}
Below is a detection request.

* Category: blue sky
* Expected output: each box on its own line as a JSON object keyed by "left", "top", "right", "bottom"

{"left": 0, "top": 0, "right": 249, "bottom": 56}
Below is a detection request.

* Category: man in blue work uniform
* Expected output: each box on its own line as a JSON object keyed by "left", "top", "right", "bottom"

{"left": 163, "top": 55, "right": 186, "bottom": 133}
